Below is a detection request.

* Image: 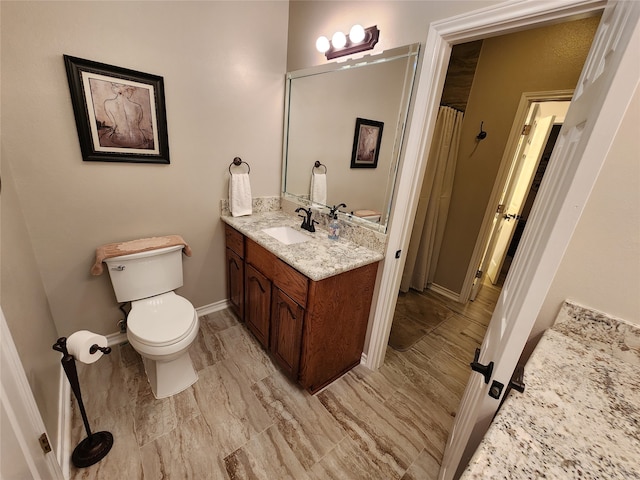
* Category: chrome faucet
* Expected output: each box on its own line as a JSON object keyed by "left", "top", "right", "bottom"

{"left": 295, "top": 207, "right": 318, "bottom": 232}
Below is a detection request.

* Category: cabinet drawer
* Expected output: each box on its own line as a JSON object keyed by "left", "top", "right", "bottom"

{"left": 225, "top": 224, "right": 244, "bottom": 258}
{"left": 246, "top": 238, "right": 307, "bottom": 307}
{"left": 273, "top": 261, "right": 307, "bottom": 307}
{"left": 246, "top": 238, "right": 274, "bottom": 278}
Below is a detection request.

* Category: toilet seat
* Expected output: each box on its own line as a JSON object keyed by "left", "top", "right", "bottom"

{"left": 127, "top": 291, "right": 197, "bottom": 347}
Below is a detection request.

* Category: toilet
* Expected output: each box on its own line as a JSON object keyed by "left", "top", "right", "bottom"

{"left": 104, "top": 245, "right": 199, "bottom": 399}
{"left": 353, "top": 209, "right": 382, "bottom": 223}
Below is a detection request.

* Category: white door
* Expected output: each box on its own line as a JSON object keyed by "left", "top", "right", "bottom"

{"left": 486, "top": 107, "right": 556, "bottom": 284}
{"left": 0, "top": 308, "right": 64, "bottom": 480}
{"left": 439, "top": 2, "right": 640, "bottom": 479}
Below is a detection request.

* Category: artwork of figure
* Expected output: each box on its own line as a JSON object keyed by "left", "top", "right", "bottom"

{"left": 100, "top": 82, "right": 154, "bottom": 149}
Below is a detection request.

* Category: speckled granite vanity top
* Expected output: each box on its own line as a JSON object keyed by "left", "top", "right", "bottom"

{"left": 462, "top": 301, "right": 640, "bottom": 479}
{"left": 221, "top": 211, "right": 383, "bottom": 281}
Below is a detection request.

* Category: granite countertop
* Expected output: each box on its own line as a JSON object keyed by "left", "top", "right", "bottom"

{"left": 462, "top": 301, "right": 640, "bottom": 479}
{"left": 221, "top": 211, "right": 384, "bottom": 282}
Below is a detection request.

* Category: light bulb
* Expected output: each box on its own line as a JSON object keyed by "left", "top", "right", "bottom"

{"left": 332, "top": 31, "right": 347, "bottom": 49}
{"left": 315, "top": 36, "right": 330, "bottom": 53}
{"left": 349, "top": 24, "right": 366, "bottom": 43}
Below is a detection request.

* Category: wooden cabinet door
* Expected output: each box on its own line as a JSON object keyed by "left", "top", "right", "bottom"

{"left": 245, "top": 263, "right": 271, "bottom": 349}
{"left": 270, "top": 288, "right": 304, "bottom": 380}
{"left": 226, "top": 248, "right": 244, "bottom": 321}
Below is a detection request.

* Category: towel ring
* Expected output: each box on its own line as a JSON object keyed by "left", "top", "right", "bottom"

{"left": 229, "top": 157, "right": 250, "bottom": 175}
{"left": 312, "top": 161, "right": 327, "bottom": 175}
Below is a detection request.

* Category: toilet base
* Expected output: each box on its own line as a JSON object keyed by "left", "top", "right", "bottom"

{"left": 142, "top": 352, "right": 198, "bottom": 399}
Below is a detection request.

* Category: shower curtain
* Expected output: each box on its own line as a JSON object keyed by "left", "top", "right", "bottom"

{"left": 400, "top": 105, "right": 464, "bottom": 292}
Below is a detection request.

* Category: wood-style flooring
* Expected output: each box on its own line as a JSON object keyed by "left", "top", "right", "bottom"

{"left": 69, "top": 283, "right": 499, "bottom": 480}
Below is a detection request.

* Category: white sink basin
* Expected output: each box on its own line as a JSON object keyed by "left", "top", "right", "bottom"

{"left": 262, "top": 226, "right": 311, "bottom": 245}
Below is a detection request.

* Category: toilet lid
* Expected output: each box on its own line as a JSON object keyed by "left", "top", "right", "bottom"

{"left": 127, "top": 292, "right": 197, "bottom": 347}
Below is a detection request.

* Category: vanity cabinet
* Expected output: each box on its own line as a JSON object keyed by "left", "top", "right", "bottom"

{"left": 224, "top": 224, "right": 379, "bottom": 393}
{"left": 225, "top": 225, "right": 244, "bottom": 320}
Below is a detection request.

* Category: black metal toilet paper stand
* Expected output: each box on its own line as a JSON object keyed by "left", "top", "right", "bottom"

{"left": 53, "top": 337, "right": 114, "bottom": 468}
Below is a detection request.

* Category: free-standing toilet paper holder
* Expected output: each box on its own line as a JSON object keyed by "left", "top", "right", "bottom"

{"left": 53, "top": 337, "right": 113, "bottom": 468}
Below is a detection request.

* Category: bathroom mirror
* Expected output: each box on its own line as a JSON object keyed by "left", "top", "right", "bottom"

{"left": 282, "top": 44, "right": 420, "bottom": 233}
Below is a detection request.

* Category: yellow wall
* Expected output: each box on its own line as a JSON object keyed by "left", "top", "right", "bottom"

{"left": 432, "top": 17, "right": 600, "bottom": 293}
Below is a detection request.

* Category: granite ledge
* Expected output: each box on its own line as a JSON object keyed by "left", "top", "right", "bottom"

{"left": 462, "top": 304, "right": 640, "bottom": 479}
{"left": 221, "top": 211, "right": 383, "bottom": 282}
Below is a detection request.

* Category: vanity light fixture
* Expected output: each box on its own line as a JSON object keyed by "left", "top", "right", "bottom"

{"left": 316, "top": 25, "right": 380, "bottom": 60}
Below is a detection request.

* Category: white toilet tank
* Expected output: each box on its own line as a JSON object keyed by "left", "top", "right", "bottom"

{"left": 104, "top": 245, "right": 185, "bottom": 303}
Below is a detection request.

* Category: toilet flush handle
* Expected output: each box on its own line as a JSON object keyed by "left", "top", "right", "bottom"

{"left": 111, "top": 265, "right": 126, "bottom": 271}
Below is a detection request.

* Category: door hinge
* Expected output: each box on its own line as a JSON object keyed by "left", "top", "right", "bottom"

{"left": 522, "top": 124, "right": 531, "bottom": 135}
{"left": 39, "top": 433, "right": 52, "bottom": 454}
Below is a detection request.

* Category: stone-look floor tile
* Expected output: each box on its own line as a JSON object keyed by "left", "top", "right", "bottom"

{"left": 308, "top": 435, "right": 393, "bottom": 480}
{"left": 218, "top": 324, "right": 276, "bottom": 383}
{"left": 201, "top": 309, "right": 240, "bottom": 333}
{"left": 411, "top": 333, "right": 447, "bottom": 360}
{"left": 133, "top": 380, "right": 201, "bottom": 447}
{"left": 395, "top": 361, "right": 462, "bottom": 419}
{"left": 425, "top": 350, "right": 470, "bottom": 397}
{"left": 193, "top": 358, "right": 273, "bottom": 458}
{"left": 189, "top": 323, "right": 227, "bottom": 371}
{"left": 140, "top": 414, "right": 228, "bottom": 479}
{"left": 430, "top": 316, "right": 482, "bottom": 364}
{"left": 69, "top": 407, "right": 143, "bottom": 480}
{"left": 252, "top": 371, "right": 345, "bottom": 469}
{"left": 342, "top": 362, "right": 406, "bottom": 404}
{"left": 67, "top": 276, "right": 498, "bottom": 480}
{"left": 224, "top": 424, "right": 310, "bottom": 480}
{"left": 402, "top": 449, "right": 441, "bottom": 480}
{"left": 318, "top": 377, "right": 424, "bottom": 479}
{"left": 386, "top": 388, "right": 453, "bottom": 460}
{"left": 74, "top": 343, "right": 144, "bottom": 421}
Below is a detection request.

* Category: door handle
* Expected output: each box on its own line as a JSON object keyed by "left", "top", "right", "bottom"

{"left": 470, "top": 348, "right": 494, "bottom": 384}
{"left": 503, "top": 213, "right": 521, "bottom": 221}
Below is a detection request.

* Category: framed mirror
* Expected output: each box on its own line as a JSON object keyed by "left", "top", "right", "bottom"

{"left": 282, "top": 44, "right": 420, "bottom": 233}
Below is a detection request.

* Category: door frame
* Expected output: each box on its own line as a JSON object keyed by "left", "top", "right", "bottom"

{"left": 365, "top": 0, "right": 609, "bottom": 370}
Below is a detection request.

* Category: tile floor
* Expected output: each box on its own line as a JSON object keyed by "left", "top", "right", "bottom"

{"left": 69, "top": 283, "right": 498, "bottom": 480}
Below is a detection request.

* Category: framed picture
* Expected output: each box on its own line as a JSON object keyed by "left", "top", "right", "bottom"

{"left": 350, "top": 117, "right": 384, "bottom": 169}
{"left": 64, "top": 55, "right": 170, "bottom": 164}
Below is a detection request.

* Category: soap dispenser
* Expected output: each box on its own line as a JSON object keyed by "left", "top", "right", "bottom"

{"left": 328, "top": 204, "right": 346, "bottom": 240}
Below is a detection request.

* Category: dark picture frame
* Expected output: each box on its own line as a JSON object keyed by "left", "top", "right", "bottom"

{"left": 64, "top": 55, "right": 170, "bottom": 164}
{"left": 350, "top": 117, "right": 384, "bottom": 169}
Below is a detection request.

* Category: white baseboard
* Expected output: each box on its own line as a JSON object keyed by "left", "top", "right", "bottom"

{"left": 429, "top": 283, "right": 462, "bottom": 303}
{"left": 57, "top": 365, "right": 71, "bottom": 479}
{"left": 196, "top": 299, "right": 230, "bottom": 317}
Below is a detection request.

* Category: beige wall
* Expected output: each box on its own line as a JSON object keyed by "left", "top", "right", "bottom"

{"left": 432, "top": 17, "right": 600, "bottom": 294}
{"left": 1, "top": 162, "right": 61, "bottom": 448}
{"left": 531, "top": 82, "right": 640, "bottom": 345}
{"left": 1, "top": 1, "right": 288, "bottom": 340}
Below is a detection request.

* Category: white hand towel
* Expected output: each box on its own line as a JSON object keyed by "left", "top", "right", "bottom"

{"left": 230, "top": 173, "right": 252, "bottom": 217}
{"left": 311, "top": 173, "right": 327, "bottom": 205}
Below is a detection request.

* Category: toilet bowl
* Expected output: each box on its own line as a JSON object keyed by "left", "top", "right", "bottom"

{"left": 104, "top": 243, "right": 199, "bottom": 399}
{"left": 127, "top": 292, "right": 199, "bottom": 398}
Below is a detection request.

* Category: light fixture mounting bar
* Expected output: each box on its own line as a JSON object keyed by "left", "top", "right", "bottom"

{"left": 326, "top": 25, "right": 380, "bottom": 60}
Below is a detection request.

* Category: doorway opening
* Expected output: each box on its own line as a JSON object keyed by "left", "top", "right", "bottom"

{"left": 470, "top": 99, "right": 570, "bottom": 300}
